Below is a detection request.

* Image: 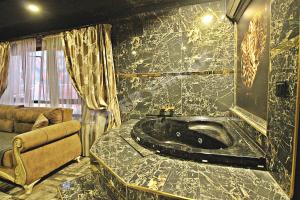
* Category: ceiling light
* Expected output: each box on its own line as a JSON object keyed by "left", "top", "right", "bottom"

{"left": 26, "top": 4, "right": 41, "bottom": 13}
{"left": 201, "top": 15, "right": 213, "bottom": 24}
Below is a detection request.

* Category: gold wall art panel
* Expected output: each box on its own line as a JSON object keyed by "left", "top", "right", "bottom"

{"left": 241, "top": 12, "right": 267, "bottom": 88}
{"left": 235, "top": 0, "right": 270, "bottom": 121}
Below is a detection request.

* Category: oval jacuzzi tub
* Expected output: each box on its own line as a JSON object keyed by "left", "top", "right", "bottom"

{"left": 131, "top": 116, "right": 266, "bottom": 169}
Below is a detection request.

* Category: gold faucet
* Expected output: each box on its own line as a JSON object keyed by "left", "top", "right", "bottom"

{"left": 160, "top": 104, "right": 175, "bottom": 116}
{"left": 162, "top": 104, "right": 175, "bottom": 111}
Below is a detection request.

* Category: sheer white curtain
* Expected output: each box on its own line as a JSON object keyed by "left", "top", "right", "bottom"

{"left": 0, "top": 39, "right": 37, "bottom": 106}
{"left": 0, "top": 37, "right": 81, "bottom": 116}
{"left": 39, "top": 35, "right": 81, "bottom": 116}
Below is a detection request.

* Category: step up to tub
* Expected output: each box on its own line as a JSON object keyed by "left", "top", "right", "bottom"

{"left": 89, "top": 120, "right": 288, "bottom": 200}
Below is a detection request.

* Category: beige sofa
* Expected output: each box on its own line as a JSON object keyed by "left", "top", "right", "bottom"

{"left": 0, "top": 105, "right": 82, "bottom": 194}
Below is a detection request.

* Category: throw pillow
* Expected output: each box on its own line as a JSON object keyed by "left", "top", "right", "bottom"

{"left": 44, "top": 108, "right": 63, "bottom": 124}
{"left": 32, "top": 114, "right": 49, "bottom": 130}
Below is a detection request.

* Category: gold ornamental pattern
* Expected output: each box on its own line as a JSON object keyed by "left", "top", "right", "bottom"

{"left": 241, "top": 12, "right": 267, "bottom": 88}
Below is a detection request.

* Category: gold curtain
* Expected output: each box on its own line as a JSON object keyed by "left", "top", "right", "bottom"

{"left": 63, "top": 24, "right": 121, "bottom": 156}
{"left": 0, "top": 42, "right": 10, "bottom": 97}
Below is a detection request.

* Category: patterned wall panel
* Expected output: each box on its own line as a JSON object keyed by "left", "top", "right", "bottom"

{"left": 267, "top": 0, "right": 299, "bottom": 195}
{"left": 112, "top": 0, "right": 235, "bottom": 121}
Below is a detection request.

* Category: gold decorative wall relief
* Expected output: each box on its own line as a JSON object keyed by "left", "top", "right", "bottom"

{"left": 240, "top": 12, "right": 267, "bottom": 88}
{"left": 236, "top": 0, "right": 269, "bottom": 122}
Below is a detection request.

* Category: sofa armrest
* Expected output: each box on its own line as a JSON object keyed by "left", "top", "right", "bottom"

{"left": 13, "top": 120, "right": 81, "bottom": 153}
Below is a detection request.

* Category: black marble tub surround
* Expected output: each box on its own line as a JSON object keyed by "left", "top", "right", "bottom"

{"left": 131, "top": 116, "right": 266, "bottom": 169}
{"left": 90, "top": 120, "right": 289, "bottom": 200}
{"left": 111, "top": 0, "right": 235, "bottom": 121}
{"left": 231, "top": 115, "right": 269, "bottom": 153}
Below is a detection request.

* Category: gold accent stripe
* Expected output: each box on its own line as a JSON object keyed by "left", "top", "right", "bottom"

{"left": 90, "top": 151, "right": 193, "bottom": 200}
{"left": 230, "top": 106, "right": 267, "bottom": 135}
{"left": 289, "top": 33, "right": 300, "bottom": 199}
{"left": 117, "top": 69, "right": 234, "bottom": 78}
{"left": 117, "top": 72, "right": 161, "bottom": 78}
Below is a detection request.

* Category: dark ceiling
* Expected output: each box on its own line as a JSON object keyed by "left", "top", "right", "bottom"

{"left": 0, "top": 0, "right": 184, "bottom": 41}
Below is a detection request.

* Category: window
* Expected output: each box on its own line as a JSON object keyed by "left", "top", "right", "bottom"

{"left": 0, "top": 38, "right": 81, "bottom": 118}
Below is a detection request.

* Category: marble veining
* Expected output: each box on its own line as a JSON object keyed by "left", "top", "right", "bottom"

{"left": 181, "top": 74, "right": 233, "bottom": 116}
{"left": 267, "top": 0, "right": 299, "bottom": 195}
{"left": 270, "top": 0, "right": 299, "bottom": 48}
{"left": 117, "top": 76, "right": 182, "bottom": 121}
{"left": 112, "top": 0, "right": 235, "bottom": 121}
{"left": 111, "top": 0, "right": 297, "bottom": 197}
{"left": 59, "top": 173, "right": 111, "bottom": 200}
{"left": 89, "top": 120, "right": 289, "bottom": 200}
{"left": 231, "top": 115, "right": 269, "bottom": 153}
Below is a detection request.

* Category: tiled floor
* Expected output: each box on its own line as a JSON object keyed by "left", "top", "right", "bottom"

{"left": 0, "top": 157, "right": 92, "bottom": 200}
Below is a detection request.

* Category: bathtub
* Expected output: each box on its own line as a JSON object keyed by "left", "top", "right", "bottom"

{"left": 131, "top": 116, "right": 266, "bottom": 169}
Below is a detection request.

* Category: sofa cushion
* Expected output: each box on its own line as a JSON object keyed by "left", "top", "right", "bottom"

{"left": 32, "top": 114, "right": 49, "bottom": 130}
{"left": 14, "top": 122, "right": 33, "bottom": 133}
{"left": 14, "top": 107, "right": 53, "bottom": 123}
{"left": 44, "top": 108, "right": 63, "bottom": 124}
{"left": 0, "top": 119, "right": 14, "bottom": 132}
{"left": 61, "top": 108, "right": 73, "bottom": 122}
{"left": 0, "top": 104, "right": 23, "bottom": 120}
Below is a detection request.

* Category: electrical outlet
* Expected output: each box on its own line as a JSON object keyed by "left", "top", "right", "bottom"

{"left": 275, "top": 81, "right": 289, "bottom": 98}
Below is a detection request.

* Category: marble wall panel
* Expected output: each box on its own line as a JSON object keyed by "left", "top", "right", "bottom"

{"left": 112, "top": 0, "right": 298, "bottom": 197}
{"left": 267, "top": 0, "right": 299, "bottom": 195}
{"left": 179, "top": 0, "right": 226, "bottom": 32}
{"left": 181, "top": 74, "right": 233, "bottom": 116}
{"left": 117, "top": 76, "right": 182, "bottom": 121}
{"left": 182, "top": 33, "right": 234, "bottom": 72}
{"left": 112, "top": 0, "right": 235, "bottom": 121}
{"left": 270, "top": 0, "right": 299, "bottom": 47}
{"left": 115, "top": 32, "right": 183, "bottom": 73}
{"left": 267, "top": 66, "right": 298, "bottom": 193}
{"left": 141, "top": 9, "right": 180, "bottom": 36}
{"left": 179, "top": 2, "right": 234, "bottom": 72}
{"left": 232, "top": 117, "right": 269, "bottom": 152}
{"left": 141, "top": 33, "right": 182, "bottom": 73}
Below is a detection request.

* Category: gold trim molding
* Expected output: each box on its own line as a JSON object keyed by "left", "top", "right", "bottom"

{"left": 230, "top": 106, "right": 267, "bottom": 135}
{"left": 117, "top": 68, "right": 234, "bottom": 78}
{"left": 289, "top": 34, "right": 300, "bottom": 199}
